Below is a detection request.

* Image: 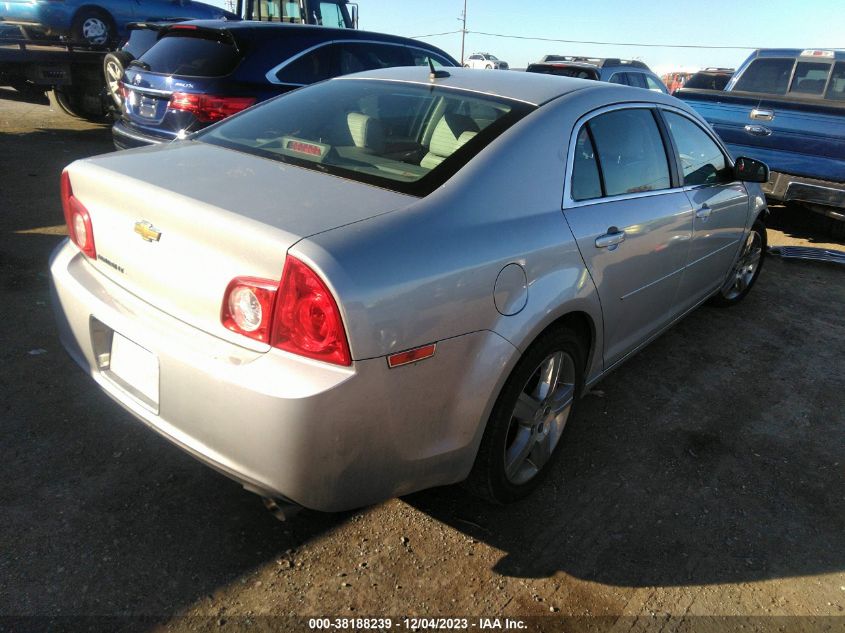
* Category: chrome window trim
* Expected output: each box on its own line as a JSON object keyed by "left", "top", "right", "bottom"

{"left": 337, "top": 76, "right": 539, "bottom": 106}
{"left": 656, "top": 104, "right": 741, "bottom": 190}
{"left": 264, "top": 39, "right": 453, "bottom": 86}
{"left": 563, "top": 102, "right": 681, "bottom": 209}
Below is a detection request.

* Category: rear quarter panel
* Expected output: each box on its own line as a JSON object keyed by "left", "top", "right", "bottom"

{"left": 294, "top": 90, "right": 608, "bottom": 380}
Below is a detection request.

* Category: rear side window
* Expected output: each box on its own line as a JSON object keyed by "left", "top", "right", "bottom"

{"left": 626, "top": 73, "right": 647, "bottom": 89}
{"left": 276, "top": 44, "right": 336, "bottom": 84}
{"left": 526, "top": 64, "right": 598, "bottom": 79}
{"left": 571, "top": 127, "right": 602, "bottom": 201}
{"left": 586, "top": 109, "right": 671, "bottom": 197}
{"left": 338, "top": 42, "right": 412, "bottom": 75}
{"left": 733, "top": 58, "right": 794, "bottom": 94}
{"left": 663, "top": 112, "right": 730, "bottom": 186}
{"left": 608, "top": 73, "right": 627, "bottom": 86}
{"left": 276, "top": 42, "right": 415, "bottom": 84}
{"left": 138, "top": 33, "right": 241, "bottom": 77}
{"left": 408, "top": 49, "right": 452, "bottom": 68}
{"left": 826, "top": 62, "right": 845, "bottom": 100}
{"left": 789, "top": 61, "right": 831, "bottom": 95}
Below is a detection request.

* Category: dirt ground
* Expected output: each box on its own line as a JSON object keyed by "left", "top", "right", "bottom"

{"left": 1, "top": 89, "right": 844, "bottom": 633}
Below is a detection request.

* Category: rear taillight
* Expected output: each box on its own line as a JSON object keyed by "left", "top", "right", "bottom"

{"left": 221, "top": 277, "right": 277, "bottom": 343}
{"left": 60, "top": 170, "right": 96, "bottom": 259}
{"left": 168, "top": 92, "right": 256, "bottom": 123}
{"left": 221, "top": 256, "right": 351, "bottom": 366}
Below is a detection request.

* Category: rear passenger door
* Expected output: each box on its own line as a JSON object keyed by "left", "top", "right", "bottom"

{"left": 563, "top": 106, "right": 694, "bottom": 368}
{"left": 661, "top": 109, "right": 750, "bottom": 309}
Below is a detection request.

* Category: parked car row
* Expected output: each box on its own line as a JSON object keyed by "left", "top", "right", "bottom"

{"left": 110, "top": 22, "right": 458, "bottom": 148}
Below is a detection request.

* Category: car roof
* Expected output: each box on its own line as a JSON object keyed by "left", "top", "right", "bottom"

{"left": 752, "top": 48, "right": 845, "bottom": 61}
{"left": 171, "top": 20, "right": 452, "bottom": 50}
{"left": 333, "top": 66, "right": 663, "bottom": 106}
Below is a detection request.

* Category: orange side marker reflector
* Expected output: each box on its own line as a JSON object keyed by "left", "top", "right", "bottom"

{"left": 387, "top": 343, "right": 436, "bottom": 368}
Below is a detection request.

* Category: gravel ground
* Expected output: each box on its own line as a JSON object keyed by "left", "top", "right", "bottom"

{"left": 1, "top": 89, "right": 844, "bottom": 633}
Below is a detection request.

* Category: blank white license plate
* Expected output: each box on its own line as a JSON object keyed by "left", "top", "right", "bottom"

{"left": 109, "top": 332, "right": 159, "bottom": 406}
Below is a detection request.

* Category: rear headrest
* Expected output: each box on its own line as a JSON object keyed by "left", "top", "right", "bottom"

{"left": 347, "top": 112, "right": 385, "bottom": 154}
{"left": 428, "top": 113, "right": 480, "bottom": 159}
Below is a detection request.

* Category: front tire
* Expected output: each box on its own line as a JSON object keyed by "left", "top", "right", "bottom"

{"left": 465, "top": 327, "right": 586, "bottom": 504}
{"left": 710, "top": 219, "right": 766, "bottom": 306}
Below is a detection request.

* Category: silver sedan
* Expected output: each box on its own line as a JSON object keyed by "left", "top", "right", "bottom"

{"left": 50, "top": 67, "right": 769, "bottom": 513}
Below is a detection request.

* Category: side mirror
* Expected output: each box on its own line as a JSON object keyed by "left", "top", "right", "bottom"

{"left": 734, "top": 156, "right": 769, "bottom": 183}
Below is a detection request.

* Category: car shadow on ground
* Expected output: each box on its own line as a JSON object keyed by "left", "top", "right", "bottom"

{"left": 766, "top": 204, "right": 845, "bottom": 246}
{"left": 404, "top": 273, "right": 845, "bottom": 587}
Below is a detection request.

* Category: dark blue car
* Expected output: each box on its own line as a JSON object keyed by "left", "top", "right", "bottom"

{"left": 113, "top": 22, "right": 458, "bottom": 149}
{"left": 0, "top": 0, "right": 236, "bottom": 46}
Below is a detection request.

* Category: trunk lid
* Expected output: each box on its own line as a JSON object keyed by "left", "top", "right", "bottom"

{"left": 67, "top": 141, "right": 414, "bottom": 350}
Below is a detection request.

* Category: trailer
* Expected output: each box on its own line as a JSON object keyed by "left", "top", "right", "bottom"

{"left": 0, "top": 28, "right": 108, "bottom": 120}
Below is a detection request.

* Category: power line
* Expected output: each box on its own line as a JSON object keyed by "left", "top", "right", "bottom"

{"left": 410, "top": 29, "right": 463, "bottom": 39}
{"left": 412, "top": 29, "right": 763, "bottom": 50}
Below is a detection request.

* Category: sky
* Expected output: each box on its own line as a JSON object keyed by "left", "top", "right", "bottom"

{"left": 207, "top": 0, "right": 844, "bottom": 75}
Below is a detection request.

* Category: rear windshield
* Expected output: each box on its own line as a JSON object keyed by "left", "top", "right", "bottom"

{"left": 137, "top": 32, "right": 241, "bottom": 77}
{"left": 526, "top": 64, "right": 598, "bottom": 80}
{"left": 198, "top": 78, "right": 533, "bottom": 196}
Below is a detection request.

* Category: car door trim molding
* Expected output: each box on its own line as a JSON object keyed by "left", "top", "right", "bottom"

{"left": 264, "top": 39, "right": 454, "bottom": 86}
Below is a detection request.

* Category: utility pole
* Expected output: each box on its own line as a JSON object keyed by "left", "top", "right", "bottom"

{"left": 459, "top": 0, "right": 467, "bottom": 65}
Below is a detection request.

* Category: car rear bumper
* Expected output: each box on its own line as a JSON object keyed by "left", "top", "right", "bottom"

{"left": 763, "top": 171, "right": 845, "bottom": 218}
{"left": 50, "top": 240, "right": 515, "bottom": 511}
{"left": 111, "top": 120, "right": 172, "bottom": 150}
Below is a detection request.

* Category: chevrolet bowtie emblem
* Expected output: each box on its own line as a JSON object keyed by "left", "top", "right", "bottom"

{"left": 134, "top": 220, "right": 161, "bottom": 242}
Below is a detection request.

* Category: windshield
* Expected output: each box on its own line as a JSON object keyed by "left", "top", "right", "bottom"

{"left": 198, "top": 78, "right": 533, "bottom": 196}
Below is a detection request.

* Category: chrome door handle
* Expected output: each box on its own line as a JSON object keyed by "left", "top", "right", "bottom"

{"left": 744, "top": 124, "right": 772, "bottom": 137}
{"left": 695, "top": 204, "right": 712, "bottom": 220}
{"left": 595, "top": 227, "right": 626, "bottom": 249}
{"left": 750, "top": 108, "right": 774, "bottom": 121}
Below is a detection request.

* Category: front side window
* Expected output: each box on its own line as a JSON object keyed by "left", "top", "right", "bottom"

{"left": 789, "top": 61, "right": 831, "bottom": 95}
{"left": 586, "top": 109, "right": 671, "bottom": 196}
{"left": 315, "top": 2, "right": 346, "bottom": 28}
{"left": 199, "top": 79, "right": 532, "bottom": 196}
{"left": 733, "top": 58, "right": 794, "bottom": 94}
{"left": 663, "top": 111, "right": 730, "bottom": 186}
{"left": 645, "top": 75, "right": 666, "bottom": 92}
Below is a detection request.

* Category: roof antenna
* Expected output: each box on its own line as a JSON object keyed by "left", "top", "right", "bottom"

{"left": 428, "top": 57, "right": 450, "bottom": 80}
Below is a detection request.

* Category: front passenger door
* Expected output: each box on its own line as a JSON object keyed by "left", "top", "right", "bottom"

{"left": 661, "top": 110, "right": 750, "bottom": 311}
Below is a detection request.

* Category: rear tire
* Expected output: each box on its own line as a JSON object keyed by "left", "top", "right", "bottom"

{"left": 465, "top": 327, "right": 586, "bottom": 504}
{"left": 710, "top": 219, "right": 766, "bottom": 307}
{"left": 49, "top": 86, "right": 108, "bottom": 122}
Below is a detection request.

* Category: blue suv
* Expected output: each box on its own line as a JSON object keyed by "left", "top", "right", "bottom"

{"left": 526, "top": 56, "right": 668, "bottom": 93}
{"left": 0, "top": 0, "right": 236, "bottom": 46}
{"left": 113, "top": 22, "right": 458, "bottom": 149}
